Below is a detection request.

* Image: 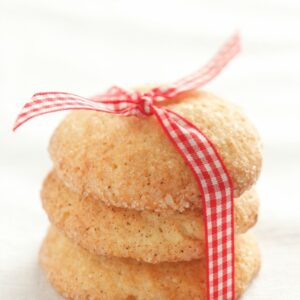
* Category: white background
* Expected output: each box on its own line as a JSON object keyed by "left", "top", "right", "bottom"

{"left": 1, "top": 0, "right": 300, "bottom": 299}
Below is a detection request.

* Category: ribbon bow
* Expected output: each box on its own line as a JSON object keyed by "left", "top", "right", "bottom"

{"left": 14, "top": 33, "right": 240, "bottom": 300}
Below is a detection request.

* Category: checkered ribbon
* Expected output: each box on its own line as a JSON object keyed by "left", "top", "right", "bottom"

{"left": 14, "top": 33, "right": 240, "bottom": 300}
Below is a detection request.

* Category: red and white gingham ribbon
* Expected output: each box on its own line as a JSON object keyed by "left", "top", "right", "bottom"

{"left": 14, "top": 33, "right": 240, "bottom": 300}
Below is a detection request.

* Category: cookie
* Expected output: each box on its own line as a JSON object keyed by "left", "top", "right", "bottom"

{"left": 49, "top": 89, "right": 262, "bottom": 212}
{"left": 41, "top": 171, "right": 259, "bottom": 263}
{"left": 40, "top": 227, "right": 260, "bottom": 300}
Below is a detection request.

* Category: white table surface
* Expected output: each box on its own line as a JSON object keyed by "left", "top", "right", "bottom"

{"left": 1, "top": 0, "right": 300, "bottom": 299}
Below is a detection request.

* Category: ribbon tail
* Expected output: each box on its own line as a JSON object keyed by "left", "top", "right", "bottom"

{"left": 161, "top": 33, "right": 241, "bottom": 99}
{"left": 153, "top": 106, "right": 235, "bottom": 300}
{"left": 13, "top": 92, "right": 140, "bottom": 131}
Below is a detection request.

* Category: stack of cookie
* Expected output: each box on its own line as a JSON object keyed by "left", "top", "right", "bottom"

{"left": 39, "top": 89, "right": 262, "bottom": 299}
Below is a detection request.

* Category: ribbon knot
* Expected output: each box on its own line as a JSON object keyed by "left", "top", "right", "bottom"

{"left": 137, "top": 93, "right": 155, "bottom": 116}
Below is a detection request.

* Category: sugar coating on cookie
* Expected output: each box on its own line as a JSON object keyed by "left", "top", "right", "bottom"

{"left": 41, "top": 171, "right": 259, "bottom": 263}
{"left": 40, "top": 227, "right": 261, "bottom": 300}
{"left": 49, "top": 89, "right": 262, "bottom": 211}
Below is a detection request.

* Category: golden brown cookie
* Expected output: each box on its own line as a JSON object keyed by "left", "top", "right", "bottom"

{"left": 40, "top": 227, "right": 261, "bottom": 300}
{"left": 49, "top": 89, "right": 262, "bottom": 212}
{"left": 41, "top": 171, "right": 259, "bottom": 263}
